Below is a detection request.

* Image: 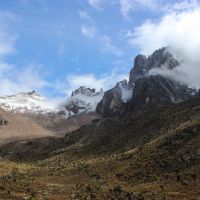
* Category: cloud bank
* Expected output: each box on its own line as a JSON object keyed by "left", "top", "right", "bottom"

{"left": 125, "top": 1, "right": 200, "bottom": 88}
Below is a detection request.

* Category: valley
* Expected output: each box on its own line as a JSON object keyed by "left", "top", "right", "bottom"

{"left": 0, "top": 48, "right": 200, "bottom": 199}
{"left": 1, "top": 97, "right": 200, "bottom": 199}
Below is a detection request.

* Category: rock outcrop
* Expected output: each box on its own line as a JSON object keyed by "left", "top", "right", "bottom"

{"left": 96, "top": 84, "right": 122, "bottom": 118}
{"left": 96, "top": 80, "right": 132, "bottom": 117}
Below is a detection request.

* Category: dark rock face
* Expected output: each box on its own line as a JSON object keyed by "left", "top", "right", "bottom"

{"left": 148, "top": 47, "right": 179, "bottom": 69}
{"left": 71, "top": 86, "right": 96, "bottom": 97}
{"left": 129, "top": 47, "right": 179, "bottom": 87}
{"left": 96, "top": 86, "right": 122, "bottom": 118}
{"left": 129, "top": 54, "right": 148, "bottom": 87}
{"left": 96, "top": 80, "right": 130, "bottom": 117}
{"left": 132, "top": 75, "right": 195, "bottom": 109}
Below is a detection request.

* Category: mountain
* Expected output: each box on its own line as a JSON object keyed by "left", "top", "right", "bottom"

{"left": 0, "top": 47, "right": 195, "bottom": 139}
{"left": 96, "top": 80, "right": 132, "bottom": 117}
{"left": 129, "top": 47, "right": 179, "bottom": 87}
{"left": 96, "top": 47, "right": 196, "bottom": 117}
{"left": 0, "top": 89, "right": 103, "bottom": 143}
{"left": 1, "top": 95, "right": 200, "bottom": 199}
{"left": 0, "top": 90, "right": 59, "bottom": 115}
{"left": 131, "top": 75, "right": 197, "bottom": 109}
{"left": 0, "top": 88, "right": 103, "bottom": 118}
{"left": 65, "top": 86, "right": 104, "bottom": 116}
{"left": 1, "top": 47, "right": 200, "bottom": 199}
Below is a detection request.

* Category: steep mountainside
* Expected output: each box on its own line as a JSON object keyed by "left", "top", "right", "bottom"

{"left": 96, "top": 80, "right": 131, "bottom": 117}
{"left": 131, "top": 75, "right": 197, "bottom": 109}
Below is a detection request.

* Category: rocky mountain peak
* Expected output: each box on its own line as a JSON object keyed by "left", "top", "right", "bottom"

{"left": 129, "top": 54, "right": 148, "bottom": 87}
{"left": 129, "top": 47, "right": 179, "bottom": 87}
{"left": 65, "top": 87, "right": 104, "bottom": 116}
{"left": 96, "top": 47, "right": 196, "bottom": 118}
{"left": 71, "top": 86, "right": 99, "bottom": 97}
{"left": 148, "top": 47, "right": 179, "bottom": 69}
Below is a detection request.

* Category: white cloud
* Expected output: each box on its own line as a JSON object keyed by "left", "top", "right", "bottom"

{"left": 149, "top": 61, "right": 200, "bottom": 88}
{"left": 119, "top": 0, "right": 159, "bottom": 18}
{"left": 17, "top": 65, "right": 50, "bottom": 90}
{"left": 127, "top": 6, "right": 200, "bottom": 61}
{"left": 81, "top": 24, "right": 97, "bottom": 39}
{"left": 100, "top": 35, "right": 123, "bottom": 56}
{"left": 79, "top": 7, "right": 122, "bottom": 55}
{"left": 0, "top": 11, "right": 53, "bottom": 96}
{"left": 0, "top": 11, "right": 17, "bottom": 58}
{"left": 0, "top": 63, "right": 51, "bottom": 96}
{"left": 80, "top": 24, "right": 123, "bottom": 55}
{"left": 88, "top": 0, "right": 105, "bottom": 9}
{"left": 164, "top": 0, "right": 199, "bottom": 13}
{"left": 78, "top": 11, "right": 93, "bottom": 22}
{"left": 125, "top": 1, "right": 200, "bottom": 88}
{"left": 88, "top": 0, "right": 159, "bottom": 18}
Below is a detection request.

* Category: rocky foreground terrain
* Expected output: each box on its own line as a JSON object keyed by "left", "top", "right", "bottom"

{"left": 0, "top": 47, "right": 200, "bottom": 199}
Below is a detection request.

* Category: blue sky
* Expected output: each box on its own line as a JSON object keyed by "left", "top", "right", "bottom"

{"left": 0, "top": 0, "right": 199, "bottom": 98}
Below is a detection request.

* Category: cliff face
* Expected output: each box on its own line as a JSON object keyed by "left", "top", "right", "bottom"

{"left": 96, "top": 80, "right": 129, "bottom": 117}
{"left": 131, "top": 75, "right": 195, "bottom": 109}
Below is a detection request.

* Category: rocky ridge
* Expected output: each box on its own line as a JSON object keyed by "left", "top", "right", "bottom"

{"left": 0, "top": 87, "right": 104, "bottom": 119}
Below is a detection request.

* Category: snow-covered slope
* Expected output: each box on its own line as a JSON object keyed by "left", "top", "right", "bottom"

{"left": 0, "top": 91, "right": 59, "bottom": 115}
{"left": 65, "top": 86, "right": 104, "bottom": 116}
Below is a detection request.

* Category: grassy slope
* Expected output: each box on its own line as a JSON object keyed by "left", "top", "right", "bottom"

{"left": 1, "top": 98, "right": 200, "bottom": 199}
